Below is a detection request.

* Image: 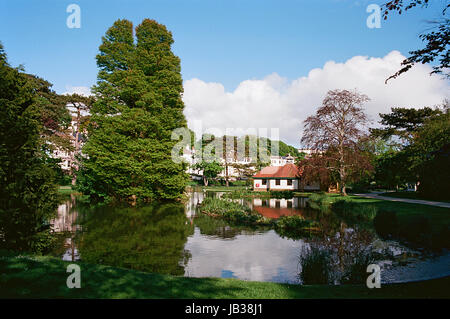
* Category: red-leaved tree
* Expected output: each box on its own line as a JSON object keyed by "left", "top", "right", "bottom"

{"left": 300, "top": 89, "right": 373, "bottom": 195}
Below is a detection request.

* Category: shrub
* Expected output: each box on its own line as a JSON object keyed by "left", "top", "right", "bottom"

{"left": 341, "top": 249, "right": 377, "bottom": 284}
{"left": 274, "top": 216, "right": 319, "bottom": 239}
{"left": 199, "top": 198, "right": 270, "bottom": 226}
{"left": 398, "top": 215, "right": 431, "bottom": 244}
{"left": 230, "top": 180, "right": 247, "bottom": 187}
{"left": 269, "top": 190, "right": 294, "bottom": 199}
{"left": 299, "top": 247, "right": 332, "bottom": 285}
{"left": 373, "top": 210, "right": 399, "bottom": 239}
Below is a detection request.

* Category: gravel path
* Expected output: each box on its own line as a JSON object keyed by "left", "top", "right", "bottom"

{"left": 354, "top": 193, "right": 450, "bottom": 209}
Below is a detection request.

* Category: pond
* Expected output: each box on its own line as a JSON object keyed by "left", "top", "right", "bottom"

{"left": 50, "top": 191, "right": 450, "bottom": 285}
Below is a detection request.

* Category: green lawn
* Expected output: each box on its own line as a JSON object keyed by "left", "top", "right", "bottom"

{"left": 345, "top": 194, "right": 450, "bottom": 231}
{"left": 200, "top": 185, "right": 248, "bottom": 192}
{"left": 303, "top": 192, "right": 450, "bottom": 231}
{"left": 58, "top": 186, "right": 81, "bottom": 195}
{"left": 0, "top": 253, "right": 448, "bottom": 299}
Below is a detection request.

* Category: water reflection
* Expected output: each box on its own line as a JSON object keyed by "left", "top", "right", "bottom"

{"left": 250, "top": 197, "right": 309, "bottom": 218}
{"left": 51, "top": 195, "right": 80, "bottom": 261}
{"left": 184, "top": 228, "right": 304, "bottom": 283}
{"left": 50, "top": 191, "right": 450, "bottom": 284}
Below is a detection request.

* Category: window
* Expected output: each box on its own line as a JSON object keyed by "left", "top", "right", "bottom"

{"left": 262, "top": 179, "right": 267, "bottom": 185}
{"left": 287, "top": 179, "right": 292, "bottom": 186}
{"left": 275, "top": 180, "right": 280, "bottom": 186}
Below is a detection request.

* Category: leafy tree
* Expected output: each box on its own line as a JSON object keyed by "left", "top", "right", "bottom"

{"left": 229, "top": 162, "right": 257, "bottom": 180}
{"left": 64, "top": 94, "right": 94, "bottom": 184}
{"left": 24, "top": 75, "right": 72, "bottom": 153}
{"left": 0, "top": 43, "right": 59, "bottom": 252}
{"left": 77, "top": 19, "right": 188, "bottom": 202}
{"left": 373, "top": 149, "right": 413, "bottom": 189}
{"left": 301, "top": 89, "right": 372, "bottom": 195}
{"left": 370, "top": 105, "right": 447, "bottom": 190}
{"left": 370, "top": 106, "right": 443, "bottom": 143}
{"left": 382, "top": 0, "right": 449, "bottom": 81}
{"left": 192, "top": 161, "right": 223, "bottom": 186}
{"left": 278, "top": 140, "right": 301, "bottom": 157}
{"left": 409, "top": 111, "right": 450, "bottom": 199}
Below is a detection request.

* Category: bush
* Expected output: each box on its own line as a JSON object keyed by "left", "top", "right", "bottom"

{"left": 398, "top": 215, "right": 431, "bottom": 244}
{"left": 341, "top": 250, "right": 377, "bottom": 284}
{"left": 199, "top": 198, "right": 270, "bottom": 226}
{"left": 230, "top": 180, "right": 247, "bottom": 187}
{"left": 373, "top": 210, "right": 399, "bottom": 239}
{"left": 269, "top": 190, "right": 294, "bottom": 199}
{"left": 274, "top": 216, "right": 319, "bottom": 239}
{"left": 299, "top": 247, "right": 332, "bottom": 285}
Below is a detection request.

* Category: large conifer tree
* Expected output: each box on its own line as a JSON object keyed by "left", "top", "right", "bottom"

{"left": 0, "top": 43, "right": 59, "bottom": 252}
{"left": 77, "top": 19, "right": 188, "bottom": 202}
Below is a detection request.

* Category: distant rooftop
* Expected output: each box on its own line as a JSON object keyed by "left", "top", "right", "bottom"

{"left": 253, "top": 163, "right": 301, "bottom": 179}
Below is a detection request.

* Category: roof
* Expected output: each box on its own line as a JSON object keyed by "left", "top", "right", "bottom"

{"left": 253, "top": 163, "right": 301, "bottom": 179}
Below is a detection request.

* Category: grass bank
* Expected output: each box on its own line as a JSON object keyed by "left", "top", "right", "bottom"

{"left": 305, "top": 192, "right": 450, "bottom": 250}
{"left": 0, "top": 253, "right": 448, "bottom": 298}
{"left": 306, "top": 193, "right": 450, "bottom": 229}
{"left": 187, "top": 185, "right": 248, "bottom": 192}
{"left": 58, "top": 186, "right": 81, "bottom": 195}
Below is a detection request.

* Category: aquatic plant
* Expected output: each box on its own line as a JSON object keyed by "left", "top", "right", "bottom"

{"left": 273, "top": 216, "right": 320, "bottom": 239}
{"left": 298, "top": 246, "right": 333, "bottom": 285}
{"left": 199, "top": 198, "right": 271, "bottom": 226}
{"left": 307, "top": 193, "right": 333, "bottom": 212}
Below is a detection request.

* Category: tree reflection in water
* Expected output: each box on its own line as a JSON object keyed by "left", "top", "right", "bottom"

{"left": 74, "top": 202, "right": 194, "bottom": 275}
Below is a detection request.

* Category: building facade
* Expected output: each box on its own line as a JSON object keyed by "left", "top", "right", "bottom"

{"left": 253, "top": 163, "right": 321, "bottom": 191}
{"left": 253, "top": 164, "right": 301, "bottom": 191}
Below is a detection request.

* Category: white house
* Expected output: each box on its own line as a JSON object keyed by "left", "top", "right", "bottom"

{"left": 253, "top": 164, "right": 301, "bottom": 191}
{"left": 269, "top": 154, "right": 295, "bottom": 166}
{"left": 253, "top": 163, "right": 321, "bottom": 191}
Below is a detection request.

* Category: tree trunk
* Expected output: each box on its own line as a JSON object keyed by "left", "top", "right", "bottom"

{"left": 71, "top": 106, "right": 81, "bottom": 185}
{"left": 342, "top": 184, "right": 347, "bottom": 196}
{"left": 339, "top": 166, "right": 347, "bottom": 196}
{"left": 225, "top": 161, "right": 229, "bottom": 187}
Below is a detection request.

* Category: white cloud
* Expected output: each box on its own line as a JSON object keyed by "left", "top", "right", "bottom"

{"left": 182, "top": 51, "right": 449, "bottom": 147}
{"left": 62, "top": 85, "right": 92, "bottom": 97}
{"left": 184, "top": 228, "right": 303, "bottom": 283}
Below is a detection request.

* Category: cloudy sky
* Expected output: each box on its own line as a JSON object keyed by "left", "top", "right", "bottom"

{"left": 1, "top": 0, "right": 448, "bottom": 146}
{"left": 184, "top": 51, "right": 449, "bottom": 146}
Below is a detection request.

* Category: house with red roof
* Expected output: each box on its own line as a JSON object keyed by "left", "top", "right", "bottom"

{"left": 253, "top": 163, "right": 301, "bottom": 191}
{"left": 252, "top": 163, "right": 320, "bottom": 191}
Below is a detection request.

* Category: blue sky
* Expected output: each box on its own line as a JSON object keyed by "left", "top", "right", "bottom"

{"left": 1, "top": 0, "right": 448, "bottom": 146}
{"left": 0, "top": 0, "right": 445, "bottom": 93}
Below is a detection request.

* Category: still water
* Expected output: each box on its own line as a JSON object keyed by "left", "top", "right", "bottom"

{"left": 51, "top": 192, "right": 450, "bottom": 284}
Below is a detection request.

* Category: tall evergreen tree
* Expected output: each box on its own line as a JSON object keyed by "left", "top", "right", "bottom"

{"left": 77, "top": 19, "right": 188, "bottom": 202}
{"left": 0, "top": 43, "right": 59, "bottom": 252}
